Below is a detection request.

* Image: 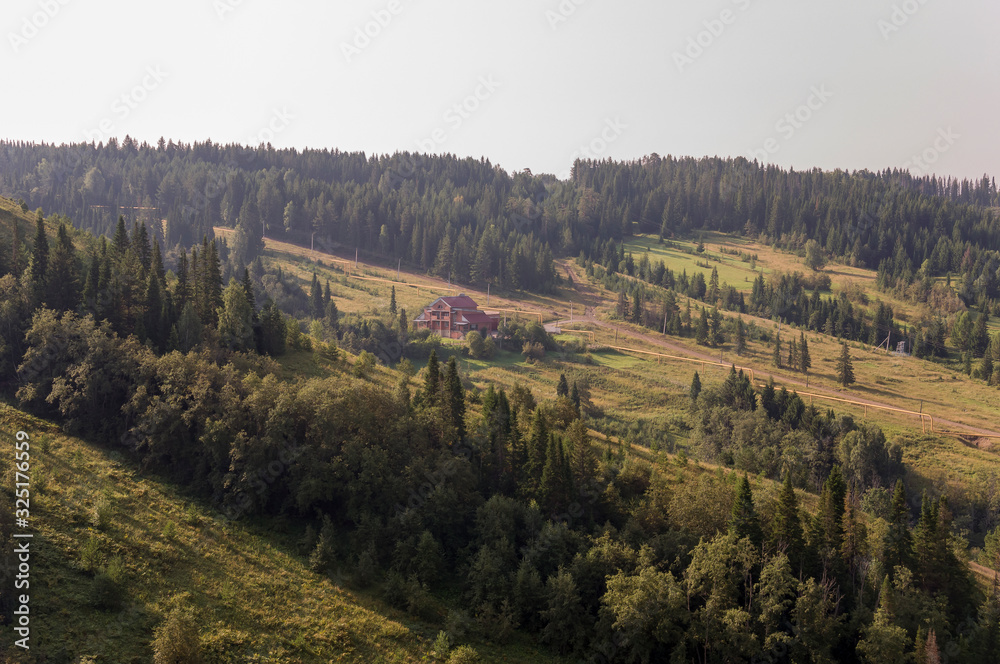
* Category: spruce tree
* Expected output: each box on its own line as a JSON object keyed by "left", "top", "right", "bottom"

{"left": 735, "top": 317, "right": 746, "bottom": 356}
{"left": 772, "top": 473, "right": 804, "bottom": 570}
{"left": 730, "top": 474, "right": 763, "bottom": 549}
{"left": 569, "top": 381, "right": 581, "bottom": 414}
{"left": 389, "top": 285, "right": 397, "bottom": 314}
{"left": 144, "top": 268, "right": 164, "bottom": 350}
{"left": 445, "top": 357, "right": 465, "bottom": 440}
{"left": 46, "top": 223, "right": 80, "bottom": 310}
{"left": 424, "top": 349, "right": 440, "bottom": 405}
{"left": 111, "top": 215, "right": 129, "bottom": 255}
{"left": 310, "top": 273, "right": 323, "bottom": 318}
{"left": 175, "top": 248, "right": 189, "bottom": 310}
{"left": 884, "top": 479, "right": 913, "bottom": 580}
{"left": 82, "top": 247, "right": 100, "bottom": 312}
{"left": 696, "top": 308, "right": 709, "bottom": 345}
{"left": 31, "top": 213, "right": 48, "bottom": 293}
{"left": 773, "top": 333, "right": 782, "bottom": 368}
{"left": 799, "top": 332, "right": 811, "bottom": 374}
{"left": 836, "top": 342, "right": 855, "bottom": 387}
{"left": 690, "top": 371, "right": 702, "bottom": 401}
{"left": 556, "top": 373, "right": 569, "bottom": 398}
{"left": 202, "top": 238, "right": 223, "bottom": 325}
{"left": 525, "top": 408, "right": 549, "bottom": 488}
{"left": 788, "top": 338, "right": 798, "bottom": 370}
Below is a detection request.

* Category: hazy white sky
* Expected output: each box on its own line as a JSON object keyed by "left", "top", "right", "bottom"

{"left": 4, "top": 0, "right": 998, "bottom": 180}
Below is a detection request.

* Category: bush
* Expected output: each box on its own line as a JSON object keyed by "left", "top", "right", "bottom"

{"left": 466, "top": 331, "right": 485, "bottom": 359}
{"left": 447, "top": 645, "right": 481, "bottom": 664}
{"left": 152, "top": 607, "right": 202, "bottom": 664}
{"left": 91, "top": 570, "right": 123, "bottom": 611}
{"left": 432, "top": 631, "right": 451, "bottom": 658}
{"left": 93, "top": 495, "right": 113, "bottom": 530}
{"left": 522, "top": 341, "right": 545, "bottom": 363}
{"left": 353, "top": 350, "right": 377, "bottom": 378}
{"left": 80, "top": 536, "right": 102, "bottom": 573}
{"left": 309, "top": 516, "right": 337, "bottom": 574}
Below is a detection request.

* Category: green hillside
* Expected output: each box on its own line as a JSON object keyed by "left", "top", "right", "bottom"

{"left": 0, "top": 402, "right": 560, "bottom": 663}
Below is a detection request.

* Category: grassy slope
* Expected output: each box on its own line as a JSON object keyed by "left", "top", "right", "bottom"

{"left": 248, "top": 224, "right": 1000, "bottom": 511}
{"left": 0, "top": 401, "right": 565, "bottom": 664}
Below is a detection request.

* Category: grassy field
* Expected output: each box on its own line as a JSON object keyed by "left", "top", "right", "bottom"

{"left": 214, "top": 227, "right": 577, "bottom": 324}
{"left": 622, "top": 232, "right": 959, "bottom": 328}
{"left": 0, "top": 403, "right": 565, "bottom": 664}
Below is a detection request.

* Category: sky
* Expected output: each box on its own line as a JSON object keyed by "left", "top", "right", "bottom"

{"left": 3, "top": 0, "right": 999, "bottom": 181}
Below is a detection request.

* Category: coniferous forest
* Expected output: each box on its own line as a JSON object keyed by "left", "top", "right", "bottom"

{"left": 2, "top": 140, "right": 1000, "bottom": 662}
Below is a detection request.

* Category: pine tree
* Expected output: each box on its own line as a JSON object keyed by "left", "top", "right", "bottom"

{"left": 325, "top": 299, "right": 339, "bottom": 332}
{"left": 389, "top": 285, "right": 397, "bottom": 314}
{"left": 730, "top": 474, "right": 763, "bottom": 548}
{"left": 111, "top": 215, "right": 129, "bottom": 255}
{"left": 424, "top": 349, "right": 440, "bottom": 406}
{"left": 82, "top": 247, "right": 100, "bottom": 312}
{"left": 980, "top": 354, "right": 994, "bottom": 383}
{"left": 525, "top": 408, "right": 549, "bottom": 488}
{"left": 31, "top": 213, "right": 48, "bottom": 293}
{"left": 310, "top": 273, "right": 323, "bottom": 319}
{"left": 799, "top": 332, "right": 811, "bottom": 374}
{"left": 445, "top": 357, "right": 465, "bottom": 440}
{"left": 690, "top": 371, "right": 702, "bottom": 401}
{"left": 772, "top": 473, "right": 804, "bottom": 570}
{"left": 556, "top": 373, "right": 569, "bottom": 398}
{"left": 696, "top": 308, "right": 709, "bottom": 345}
{"left": 309, "top": 515, "right": 337, "bottom": 574}
{"left": 131, "top": 221, "right": 151, "bottom": 272}
{"left": 709, "top": 307, "right": 723, "bottom": 346}
{"left": 217, "top": 277, "right": 255, "bottom": 352}
{"left": 836, "top": 342, "right": 855, "bottom": 387}
{"left": 569, "top": 381, "right": 581, "bottom": 414}
{"left": 175, "top": 248, "right": 189, "bottom": 310}
{"left": 884, "top": 479, "right": 913, "bottom": 580}
{"left": 144, "top": 268, "right": 164, "bottom": 350}
{"left": 202, "top": 238, "right": 223, "bottom": 326}
{"left": 973, "top": 311, "right": 990, "bottom": 357}
{"left": 151, "top": 239, "right": 166, "bottom": 288}
{"left": 810, "top": 466, "right": 847, "bottom": 579}
{"left": 46, "top": 223, "right": 80, "bottom": 310}
{"left": 735, "top": 317, "right": 746, "bottom": 356}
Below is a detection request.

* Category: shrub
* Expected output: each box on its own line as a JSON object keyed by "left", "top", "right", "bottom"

{"left": 93, "top": 495, "right": 113, "bottom": 530}
{"left": 80, "top": 536, "right": 102, "bottom": 573}
{"left": 90, "top": 556, "right": 126, "bottom": 610}
{"left": 152, "top": 607, "right": 202, "bottom": 664}
{"left": 466, "top": 331, "right": 485, "bottom": 359}
{"left": 432, "top": 631, "right": 451, "bottom": 658}
{"left": 447, "top": 645, "right": 481, "bottom": 664}
{"left": 353, "top": 350, "right": 376, "bottom": 378}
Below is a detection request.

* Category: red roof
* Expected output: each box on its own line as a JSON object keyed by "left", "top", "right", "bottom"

{"left": 458, "top": 311, "right": 497, "bottom": 325}
{"left": 438, "top": 295, "right": 479, "bottom": 309}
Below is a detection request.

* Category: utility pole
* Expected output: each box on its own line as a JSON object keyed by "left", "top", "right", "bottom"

{"left": 355, "top": 248, "right": 358, "bottom": 268}
{"left": 487, "top": 283, "right": 490, "bottom": 306}
{"left": 397, "top": 258, "right": 401, "bottom": 281}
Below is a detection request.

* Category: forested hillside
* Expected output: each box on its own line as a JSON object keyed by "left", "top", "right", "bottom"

{"left": 2, "top": 189, "right": 1000, "bottom": 663}
{"left": 3, "top": 141, "right": 999, "bottom": 304}
{"left": 4, "top": 138, "right": 1000, "bottom": 661}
